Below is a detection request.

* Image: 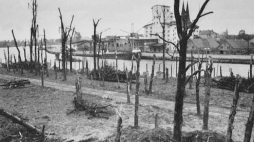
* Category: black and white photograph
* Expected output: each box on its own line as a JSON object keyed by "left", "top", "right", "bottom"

{"left": 0, "top": 0, "right": 254, "bottom": 141}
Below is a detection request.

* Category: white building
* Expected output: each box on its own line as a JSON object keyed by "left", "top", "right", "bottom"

{"left": 143, "top": 3, "right": 199, "bottom": 51}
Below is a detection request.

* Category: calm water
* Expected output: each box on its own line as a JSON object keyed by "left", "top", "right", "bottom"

{"left": 0, "top": 46, "right": 251, "bottom": 78}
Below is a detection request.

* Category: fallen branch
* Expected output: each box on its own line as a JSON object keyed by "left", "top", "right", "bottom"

{"left": 0, "top": 109, "right": 41, "bottom": 134}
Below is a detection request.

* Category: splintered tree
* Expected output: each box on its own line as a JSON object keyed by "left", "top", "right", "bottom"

{"left": 156, "top": 5, "right": 166, "bottom": 79}
{"left": 28, "top": 0, "right": 38, "bottom": 68}
{"left": 58, "top": 8, "right": 74, "bottom": 81}
{"left": 172, "top": 0, "right": 212, "bottom": 141}
{"left": 92, "top": 19, "right": 101, "bottom": 71}
{"left": 69, "top": 28, "right": 75, "bottom": 72}
{"left": 134, "top": 53, "right": 141, "bottom": 128}
{"left": 203, "top": 57, "right": 213, "bottom": 130}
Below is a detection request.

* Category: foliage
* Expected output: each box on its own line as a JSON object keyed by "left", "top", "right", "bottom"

{"left": 212, "top": 76, "right": 254, "bottom": 92}
{"left": 90, "top": 65, "right": 136, "bottom": 82}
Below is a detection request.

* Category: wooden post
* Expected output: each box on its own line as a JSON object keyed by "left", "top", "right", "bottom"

{"left": 176, "top": 57, "right": 178, "bottom": 78}
{"left": 203, "top": 57, "right": 213, "bottom": 130}
{"left": 115, "top": 115, "right": 122, "bottom": 142}
{"left": 146, "top": 63, "right": 148, "bottom": 72}
{"left": 213, "top": 67, "right": 215, "bottom": 77}
{"left": 144, "top": 74, "right": 148, "bottom": 93}
{"left": 54, "top": 61, "right": 57, "bottom": 80}
{"left": 14, "top": 55, "right": 17, "bottom": 73}
{"left": 166, "top": 68, "right": 169, "bottom": 83}
{"left": 149, "top": 54, "right": 156, "bottom": 94}
{"left": 59, "top": 60, "right": 61, "bottom": 71}
{"left": 226, "top": 78, "right": 240, "bottom": 142}
{"left": 79, "top": 61, "right": 81, "bottom": 70}
{"left": 220, "top": 66, "right": 222, "bottom": 77}
{"left": 86, "top": 60, "right": 89, "bottom": 77}
{"left": 130, "top": 57, "right": 134, "bottom": 91}
{"left": 115, "top": 52, "right": 120, "bottom": 88}
{"left": 82, "top": 61, "right": 84, "bottom": 74}
{"left": 7, "top": 46, "right": 10, "bottom": 71}
{"left": 250, "top": 54, "right": 253, "bottom": 79}
{"left": 171, "top": 64, "right": 172, "bottom": 77}
{"left": 155, "top": 113, "right": 158, "bottom": 128}
{"left": 41, "top": 64, "right": 44, "bottom": 87}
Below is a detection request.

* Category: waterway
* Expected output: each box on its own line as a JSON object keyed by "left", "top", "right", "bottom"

{"left": 0, "top": 46, "right": 251, "bottom": 78}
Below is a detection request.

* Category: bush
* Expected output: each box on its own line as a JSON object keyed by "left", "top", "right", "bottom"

{"left": 90, "top": 65, "right": 136, "bottom": 82}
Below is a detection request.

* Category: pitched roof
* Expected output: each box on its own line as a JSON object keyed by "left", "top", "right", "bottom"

{"left": 188, "top": 38, "right": 219, "bottom": 49}
{"left": 206, "top": 38, "right": 219, "bottom": 48}
{"left": 191, "top": 39, "right": 206, "bottom": 48}
{"left": 250, "top": 38, "right": 254, "bottom": 44}
{"left": 226, "top": 40, "right": 248, "bottom": 49}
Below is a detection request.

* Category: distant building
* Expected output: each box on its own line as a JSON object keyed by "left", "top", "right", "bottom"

{"left": 199, "top": 30, "right": 219, "bottom": 39}
{"left": 218, "top": 39, "right": 254, "bottom": 54}
{"left": 187, "top": 38, "right": 219, "bottom": 53}
{"left": 143, "top": 3, "right": 199, "bottom": 51}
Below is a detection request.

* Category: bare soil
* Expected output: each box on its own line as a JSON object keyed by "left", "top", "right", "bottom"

{"left": 0, "top": 67, "right": 254, "bottom": 141}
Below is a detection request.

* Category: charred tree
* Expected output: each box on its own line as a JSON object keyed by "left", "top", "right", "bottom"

{"left": 125, "top": 68, "right": 131, "bottom": 104}
{"left": 149, "top": 54, "right": 156, "bottom": 94}
{"left": 203, "top": 57, "right": 213, "bottom": 130}
{"left": 92, "top": 19, "right": 101, "bottom": 71}
{"left": 23, "top": 40, "right": 27, "bottom": 62}
{"left": 69, "top": 28, "right": 75, "bottom": 72}
{"left": 134, "top": 53, "right": 141, "bottom": 128}
{"left": 173, "top": 0, "right": 212, "bottom": 141}
{"left": 58, "top": 8, "right": 74, "bottom": 81}
{"left": 226, "top": 78, "right": 240, "bottom": 142}
{"left": 44, "top": 29, "right": 49, "bottom": 77}
{"left": 243, "top": 90, "right": 254, "bottom": 142}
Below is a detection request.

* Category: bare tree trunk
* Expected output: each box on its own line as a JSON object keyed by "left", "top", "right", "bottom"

{"left": 93, "top": 19, "right": 101, "bottom": 71}
{"left": 58, "top": 8, "right": 74, "bottom": 81}
{"left": 203, "top": 58, "right": 213, "bottom": 130}
{"left": 243, "top": 90, "right": 254, "bottom": 142}
{"left": 226, "top": 78, "right": 240, "bottom": 142}
{"left": 196, "top": 62, "right": 202, "bottom": 116}
{"left": 115, "top": 115, "right": 122, "bottom": 142}
{"left": 115, "top": 53, "right": 120, "bottom": 88}
{"left": 144, "top": 75, "right": 148, "bottom": 93}
{"left": 23, "top": 40, "right": 27, "bottom": 62}
{"left": 189, "top": 50, "right": 193, "bottom": 89}
{"left": 44, "top": 29, "right": 49, "bottom": 77}
{"left": 250, "top": 55, "right": 253, "bottom": 79}
{"left": 134, "top": 53, "right": 141, "bottom": 128}
{"left": 149, "top": 54, "right": 156, "bottom": 94}
{"left": 173, "top": 41, "right": 187, "bottom": 141}
{"left": 7, "top": 46, "right": 10, "bottom": 71}
{"left": 70, "top": 28, "right": 75, "bottom": 72}
{"left": 130, "top": 56, "right": 134, "bottom": 90}
{"left": 126, "top": 68, "right": 131, "bottom": 104}
{"left": 166, "top": 68, "right": 169, "bottom": 83}
{"left": 54, "top": 61, "right": 57, "bottom": 80}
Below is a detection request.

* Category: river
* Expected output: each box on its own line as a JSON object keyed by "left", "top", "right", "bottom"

{"left": 0, "top": 46, "right": 251, "bottom": 78}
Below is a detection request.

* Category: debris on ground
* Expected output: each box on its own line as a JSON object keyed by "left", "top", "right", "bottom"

{"left": 0, "top": 79, "right": 31, "bottom": 89}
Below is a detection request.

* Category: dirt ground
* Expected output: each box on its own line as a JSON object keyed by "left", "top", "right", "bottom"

{"left": 0, "top": 67, "right": 254, "bottom": 141}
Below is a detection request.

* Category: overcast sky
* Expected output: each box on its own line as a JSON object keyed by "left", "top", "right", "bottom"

{"left": 0, "top": 0, "right": 254, "bottom": 40}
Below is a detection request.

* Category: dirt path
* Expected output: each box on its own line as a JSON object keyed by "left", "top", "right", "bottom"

{"left": 0, "top": 74, "right": 252, "bottom": 141}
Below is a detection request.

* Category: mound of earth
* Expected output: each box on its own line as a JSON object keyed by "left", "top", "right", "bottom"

{"left": 102, "top": 127, "right": 227, "bottom": 142}
{"left": 182, "top": 130, "right": 227, "bottom": 142}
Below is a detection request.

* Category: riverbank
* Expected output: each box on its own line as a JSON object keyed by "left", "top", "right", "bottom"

{"left": 0, "top": 68, "right": 254, "bottom": 141}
